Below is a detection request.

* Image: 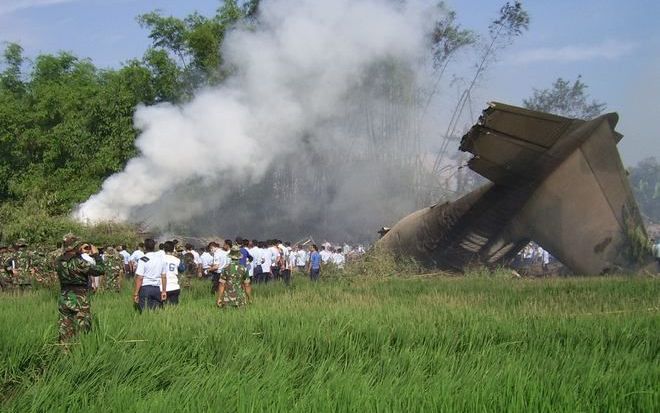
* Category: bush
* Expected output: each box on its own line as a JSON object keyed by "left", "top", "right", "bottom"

{"left": 0, "top": 203, "right": 140, "bottom": 248}
{"left": 343, "top": 247, "right": 424, "bottom": 278}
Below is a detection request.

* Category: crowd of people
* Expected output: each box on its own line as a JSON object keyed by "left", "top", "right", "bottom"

{"left": 514, "top": 242, "right": 553, "bottom": 273}
{"left": 5, "top": 233, "right": 659, "bottom": 347}
{"left": 1, "top": 234, "right": 365, "bottom": 345}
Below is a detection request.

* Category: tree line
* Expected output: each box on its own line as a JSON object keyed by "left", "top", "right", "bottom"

{"left": 0, "top": 0, "right": 656, "bottom": 245}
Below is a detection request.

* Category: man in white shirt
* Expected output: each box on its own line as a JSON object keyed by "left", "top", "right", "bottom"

{"left": 185, "top": 243, "right": 202, "bottom": 277}
{"left": 80, "top": 244, "right": 100, "bottom": 290}
{"left": 295, "top": 247, "right": 307, "bottom": 272}
{"left": 332, "top": 248, "right": 346, "bottom": 270}
{"left": 209, "top": 240, "right": 230, "bottom": 293}
{"left": 319, "top": 246, "right": 332, "bottom": 264}
{"left": 132, "top": 239, "right": 166, "bottom": 312}
{"left": 260, "top": 242, "right": 272, "bottom": 283}
{"left": 268, "top": 240, "right": 281, "bottom": 280}
{"left": 128, "top": 243, "right": 145, "bottom": 277}
{"left": 200, "top": 246, "right": 213, "bottom": 278}
{"left": 163, "top": 241, "right": 181, "bottom": 305}
{"left": 248, "top": 240, "right": 262, "bottom": 281}
{"left": 541, "top": 249, "right": 550, "bottom": 273}
{"left": 117, "top": 245, "right": 131, "bottom": 277}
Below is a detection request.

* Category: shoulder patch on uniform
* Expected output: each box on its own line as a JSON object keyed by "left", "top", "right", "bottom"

{"left": 140, "top": 256, "right": 150, "bottom": 262}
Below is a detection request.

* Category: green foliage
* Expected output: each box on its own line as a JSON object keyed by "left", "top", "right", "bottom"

{"left": 431, "top": 9, "right": 476, "bottom": 69}
{"left": 0, "top": 47, "right": 153, "bottom": 215}
{"left": 1, "top": 276, "right": 658, "bottom": 411}
{"left": 0, "top": 201, "right": 140, "bottom": 247}
{"left": 523, "top": 75, "right": 606, "bottom": 120}
{"left": 137, "top": 0, "right": 250, "bottom": 92}
{"left": 490, "top": 1, "right": 530, "bottom": 38}
{"left": 628, "top": 157, "right": 660, "bottom": 223}
{"left": 345, "top": 247, "right": 424, "bottom": 278}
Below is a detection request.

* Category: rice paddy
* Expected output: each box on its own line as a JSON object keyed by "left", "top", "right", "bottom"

{"left": 1, "top": 273, "right": 658, "bottom": 412}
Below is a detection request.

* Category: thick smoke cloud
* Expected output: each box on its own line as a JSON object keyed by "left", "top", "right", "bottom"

{"left": 76, "top": 0, "right": 445, "bottom": 241}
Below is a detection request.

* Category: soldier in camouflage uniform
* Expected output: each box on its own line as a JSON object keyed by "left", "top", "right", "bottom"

{"left": 57, "top": 234, "right": 104, "bottom": 344}
{"left": 102, "top": 246, "right": 123, "bottom": 292}
{"left": 216, "top": 246, "right": 249, "bottom": 308}
{"left": 12, "top": 240, "right": 33, "bottom": 290}
{"left": 30, "top": 247, "right": 51, "bottom": 287}
{"left": 0, "top": 245, "right": 12, "bottom": 291}
{"left": 44, "top": 244, "right": 64, "bottom": 288}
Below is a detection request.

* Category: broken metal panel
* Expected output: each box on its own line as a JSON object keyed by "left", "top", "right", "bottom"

{"left": 377, "top": 102, "right": 651, "bottom": 274}
{"left": 474, "top": 102, "right": 573, "bottom": 148}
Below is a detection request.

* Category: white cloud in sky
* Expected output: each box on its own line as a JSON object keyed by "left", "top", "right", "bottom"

{"left": 0, "top": 0, "right": 78, "bottom": 15}
{"left": 511, "top": 40, "right": 637, "bottom": 64}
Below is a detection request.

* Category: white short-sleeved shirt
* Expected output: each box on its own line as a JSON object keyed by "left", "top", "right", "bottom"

{"left": 269, "top": 246, "right": 280, "bottom": 266}
{"left": 332, "top": 253, "right": 345, "bottom": 268}
{"left": 200, "top": 251, "right": 213, "bottom": 269}
{"left": 129, "top": 249, "right": 144, "bottom": 263}
{"left": 320, "top": 250, "right": 332, "bottom": 264}
{"left": 261, "top": 248, "right": 272, "bottom": 269}
{"left": 249, "top": 247, "right": 261, "bottom": 264}
{"left": 296, "top": 250, "right": 307, "bottom": 266}
{"left": 287, "top": 251, "right": 297, "bottom": 269}
{"left": 163, "top": 254, "right": 181, "bottom": 292}
{"left": 135, "top": 251, "right": 166, "bottom": 288}
{"left": 189, "top": 249, "right": 201, "bottom": 265}
{"left": 212, "top": 249, "right": 229, "bottom": 272}
{"left": 119, "top": 250, "right": 131, "bottom": 265}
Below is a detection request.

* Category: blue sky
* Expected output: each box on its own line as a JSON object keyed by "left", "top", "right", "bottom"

{"left": 0, "top": 0, "right": 658, "bottom": 165}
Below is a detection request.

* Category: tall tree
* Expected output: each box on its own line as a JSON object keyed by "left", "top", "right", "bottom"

{"left": 628, "top": 157, "right": 660, "bottom": 223}
{"left": 523, "top": 75, "right": 605, "bottom": 120}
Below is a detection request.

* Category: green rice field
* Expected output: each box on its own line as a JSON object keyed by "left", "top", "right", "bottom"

{"left": 1, "top": 274, "right": 658, "bottom": 412}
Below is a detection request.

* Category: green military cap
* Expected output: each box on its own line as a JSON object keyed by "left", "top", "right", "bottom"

{"left": 62, "top": 233, "right": 81, "bottom": 251}
{"left": 14, "top": 239, "right": 27, "bottom": 247}
{"left": 229, "top": 245, "right": 241, "bottom": 260}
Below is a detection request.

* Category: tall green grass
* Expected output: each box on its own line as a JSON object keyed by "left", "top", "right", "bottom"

{"left": 1, "top": 274, "right": 658, "bottom": 412}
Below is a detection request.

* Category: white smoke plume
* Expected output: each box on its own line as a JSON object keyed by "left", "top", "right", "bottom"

{"left": 76, "top": 0, "right": 445, "bottom": 240}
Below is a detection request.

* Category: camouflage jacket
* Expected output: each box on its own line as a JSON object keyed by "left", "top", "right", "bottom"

{"left": 103, "top": 252, "right": 123, "bottom": 279}
{"left": 221, "top": 261, "right": 248, "bottom": 282}
{"left": 57, "top": 253, "right": 105, "bottom": 288}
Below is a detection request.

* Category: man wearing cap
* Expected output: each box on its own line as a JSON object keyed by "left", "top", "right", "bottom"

{"left": 56, "top": 234, "right": 105, "bottom": 344}
{"left": 133, "top": 238, "right": 167, "bottom": 312}
{"left": 216, "top": 246, "right": 249, "bottom": 308}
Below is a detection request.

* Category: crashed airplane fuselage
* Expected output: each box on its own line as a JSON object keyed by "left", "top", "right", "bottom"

{"left": 377, "top": 102, "right": 651, "bottom": 275}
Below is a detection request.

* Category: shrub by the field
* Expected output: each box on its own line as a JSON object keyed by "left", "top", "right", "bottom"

{"left": 0, "top": 206, "right": 140, "bottom": 248}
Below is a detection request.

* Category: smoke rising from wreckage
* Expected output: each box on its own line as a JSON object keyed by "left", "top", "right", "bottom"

{"left": 377, "top": 102, "right": 653, "bottom": 275}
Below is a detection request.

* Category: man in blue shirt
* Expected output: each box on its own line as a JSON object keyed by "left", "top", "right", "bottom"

{"left": 307, "top": 244, "right": 321, "bottom": 281}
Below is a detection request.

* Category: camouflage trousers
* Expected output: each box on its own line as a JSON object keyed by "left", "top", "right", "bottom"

{"left": 220, "top": 277, "right": 247, "bottom": 308}
{"left": 58, "top": 288, "right": 91, "bottom": 343}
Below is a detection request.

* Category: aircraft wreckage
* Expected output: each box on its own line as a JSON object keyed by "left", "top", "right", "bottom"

{"left": 377, "top": 102, "right": 652, "bottom": 275}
